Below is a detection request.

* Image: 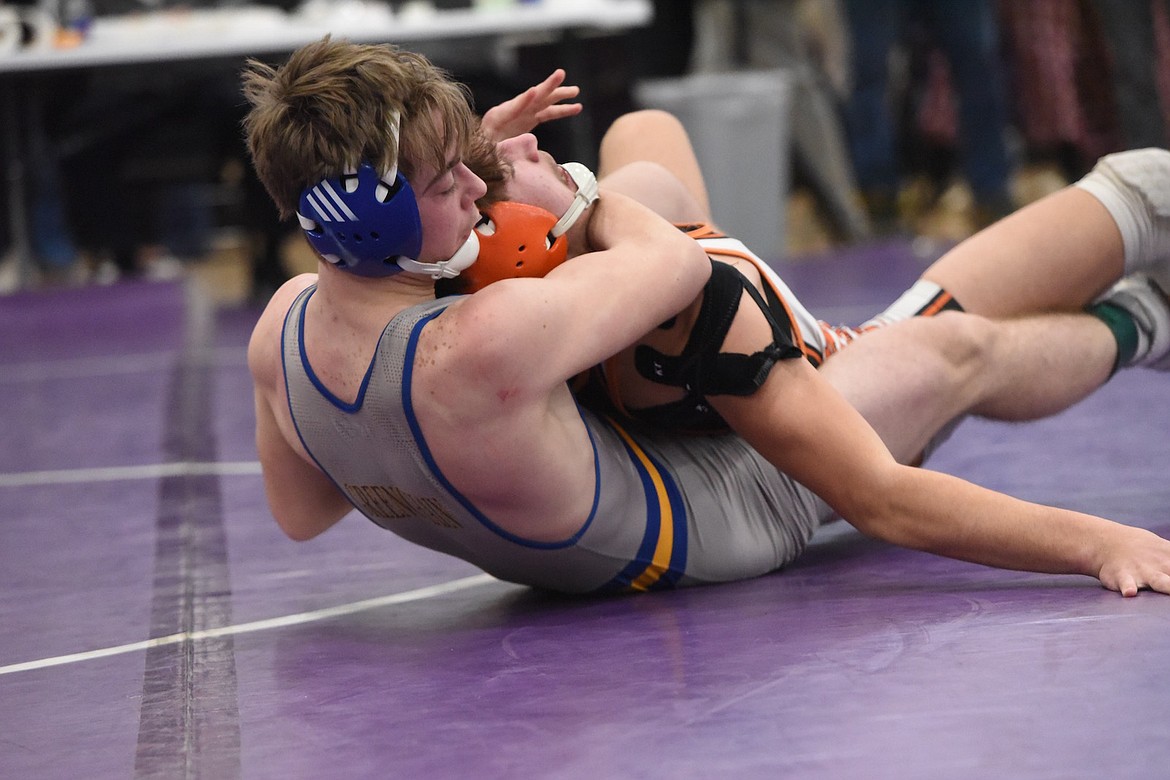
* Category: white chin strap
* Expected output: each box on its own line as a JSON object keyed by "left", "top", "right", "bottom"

{"left": 551, "top": 162, "right": 600, "bottom": 237}
{"left": 396, "top": 231, "right": 481, "bottom": 279}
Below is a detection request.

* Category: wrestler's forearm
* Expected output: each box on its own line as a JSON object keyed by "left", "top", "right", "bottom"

{"left": 871, "top": 468, "right": 1091, "bottom": 571}
{"left": 563, "top": 190, "right": 710, "bottom": 314}
{"left": 713, "top": 351, "right": 1170, "bottom": 596}
{"left": 871, "top": 467, "right": 1170, "bottom": 595}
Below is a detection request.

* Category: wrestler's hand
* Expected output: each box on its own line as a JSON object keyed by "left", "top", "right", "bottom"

{"left": 1095, "top": 525, "right": 1170, "bottom": 596}
{"left": 481, "top": 69, "right": 582, "bottom": 143}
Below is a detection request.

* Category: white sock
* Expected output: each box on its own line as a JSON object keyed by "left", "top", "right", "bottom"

{"left": 862, "top": 280, "right": 951, "bottom": 329}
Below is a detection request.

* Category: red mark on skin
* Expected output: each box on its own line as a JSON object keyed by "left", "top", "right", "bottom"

{"left": 497, "top": 387, "right": 518, "bottom": 403}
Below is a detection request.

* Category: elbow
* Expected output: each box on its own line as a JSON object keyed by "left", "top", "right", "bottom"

{"left": 278, "top": 522, "right": 322, "bottom": 543}
{"left": 838, "top": 471, "right": 921, "bottom": 549}
{"left": 847, "top": 506, "right": 912, "bottom": 548}
{"left": 669, "top": 235, "right": 712, "bottom": 301}
{"left": 271, "top": 505, "right": 337, "bottom": 542}
{"left": 685, "top": 233, "right": 711, "bottom": 277}
{"left": 842, "top": 501, "right": 893, "bottom": 543}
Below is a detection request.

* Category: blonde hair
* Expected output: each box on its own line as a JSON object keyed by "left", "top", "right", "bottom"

{"left": 242, "top": 37, "right": 500, "bottom": 220}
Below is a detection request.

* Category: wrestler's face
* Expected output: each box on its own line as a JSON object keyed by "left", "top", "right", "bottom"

{"left": 413, "top": 146, "right": 488, "bottom": 263}
{"left": 496, "top": 133, "right": 577, "bottom": 218}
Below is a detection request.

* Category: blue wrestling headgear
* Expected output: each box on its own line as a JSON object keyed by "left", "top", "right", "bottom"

{"left": 295, "top": 108, "right": 479, "bottom": 280}
{"left": 297, "top": 161, "right": 423, "bottom": 278}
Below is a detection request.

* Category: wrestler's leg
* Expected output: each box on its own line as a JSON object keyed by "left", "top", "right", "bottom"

{"left": 914, "top": 188, "right": 1123, "bottom": 317}
{"left": 818, "top": 310, "right": 1117, "bottom": 464}
{"left": 596, "top": 110, "right": 711, "bottom": 223}
{"left": 831, "top": 187, "right": 1122, "bottom": 350}
{"left": 892, "top": 148, "right": 1170, "bottom": 319}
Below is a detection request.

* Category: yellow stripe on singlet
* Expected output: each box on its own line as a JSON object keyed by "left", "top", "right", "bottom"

{"left": 607, "top": 418, "right": 676, "bottom": 592}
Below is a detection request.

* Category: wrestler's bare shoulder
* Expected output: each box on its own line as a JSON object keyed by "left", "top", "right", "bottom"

{"left": 267, "top": 274, "right": 318, "bottom": 319}
{"left": 247, "top": 273, "right": 318, "bottom": 382}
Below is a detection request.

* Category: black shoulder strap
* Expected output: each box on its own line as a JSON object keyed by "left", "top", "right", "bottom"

{"left": 634, "top": 259, "right": 741, "bottom": 391}
{"left": 634, "top": 261, "right": 803, "bottom": 398}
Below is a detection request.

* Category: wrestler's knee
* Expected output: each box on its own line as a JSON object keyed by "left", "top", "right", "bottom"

{"left": 1076, "top": 148, "right": 1170, "bottom": 276}
{"left": 602, "top": 109, "right": 687, "bottom": 146}
{"left": 1087, "top": 148, "right": 1170, "bottom": 219}
{"left": 916, "top": 310, "right": 998, "bottom": 391}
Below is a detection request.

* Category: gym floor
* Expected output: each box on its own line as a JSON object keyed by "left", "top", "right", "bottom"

{"left": 2, "top": 240, "right": 1167, "bottom": 779}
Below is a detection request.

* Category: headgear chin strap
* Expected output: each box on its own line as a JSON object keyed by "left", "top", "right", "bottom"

{"left": 552, "top": 162, "right": 600, "bottom": 238}
{"left": 396, "top": 231, "right": 481, "bottom": 279}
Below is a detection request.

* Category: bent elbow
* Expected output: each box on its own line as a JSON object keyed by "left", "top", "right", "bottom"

{"left": 685, "top": 236, "right": 712, "bottom": 281}
{"left": 662, "top": 235, "right": 713, "bottom": 306}
{"left": 847, "top": 507, "right": 911, "bottom": 548}
{"left": 279, "top": 522, "right": 323, "bottom": 543}
{"left": 837, "top": 473, "right": 919, "bottom": 548}
{"left": 271, "top": 505, "right": 339, "bottom": 542}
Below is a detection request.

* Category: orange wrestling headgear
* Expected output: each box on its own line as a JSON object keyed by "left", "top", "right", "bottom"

{"left": 454, "top": 201, "right": 570, "bottom": 293}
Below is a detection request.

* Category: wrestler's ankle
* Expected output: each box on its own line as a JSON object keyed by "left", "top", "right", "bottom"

{"left": 1089, "top": 274, "right": 1170, "bottom": 372}
{"left": 862, "top": 280, "right": 965, "bottom": 330}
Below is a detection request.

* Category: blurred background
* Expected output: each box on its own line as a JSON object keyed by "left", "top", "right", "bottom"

{"left": 2, "top": 0, "right": 1168, "bottom": 304}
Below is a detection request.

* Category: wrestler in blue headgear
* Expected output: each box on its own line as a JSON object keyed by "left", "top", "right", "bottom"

{"left": 295, "top": 110, "right": 481, "bottom": 280}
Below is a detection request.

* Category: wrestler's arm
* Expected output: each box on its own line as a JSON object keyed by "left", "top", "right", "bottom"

{"left": 711, "top": 357, "right": 1170, "bottom": 597}
{"left": 253, "top": 393, "right": 351, "bottom": 540}
{"left": 441, "top": 190, "right": 711, "bottom": 392}
{"left": 247, "top": 278, "right": 352, "bottom": 541}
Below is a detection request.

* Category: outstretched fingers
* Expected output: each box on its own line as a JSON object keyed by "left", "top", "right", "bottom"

{"left": 481, "top": 69, "right": 583, "bottom": 142}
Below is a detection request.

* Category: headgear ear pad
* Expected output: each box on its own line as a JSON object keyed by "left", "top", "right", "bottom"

{"left": 450, "top": 201, "right": 569, "bottom": 294}
{"left": 297, "top": 162, "right": 423, "bottom": 278}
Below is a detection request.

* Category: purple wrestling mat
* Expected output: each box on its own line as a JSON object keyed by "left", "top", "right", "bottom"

{"left": 1, "top": 241, "right": 1167, "bottom": 780}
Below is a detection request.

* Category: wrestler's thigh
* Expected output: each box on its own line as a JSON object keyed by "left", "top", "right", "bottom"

{"left": 920, "top": 187, "right": 1122, "bottom": 315}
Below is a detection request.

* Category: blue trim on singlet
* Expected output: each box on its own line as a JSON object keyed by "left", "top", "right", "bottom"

{"left": 295, "top": 287, "right": 378, "bottom": 414}
{"left": 281, "top": 286, "right": 356, "bottom": 502}
{"left": 400, "top": 309, "right": 601, "bottom": 550}
{"left": 596, "top": 419, "right": 689, "bottom": 593}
